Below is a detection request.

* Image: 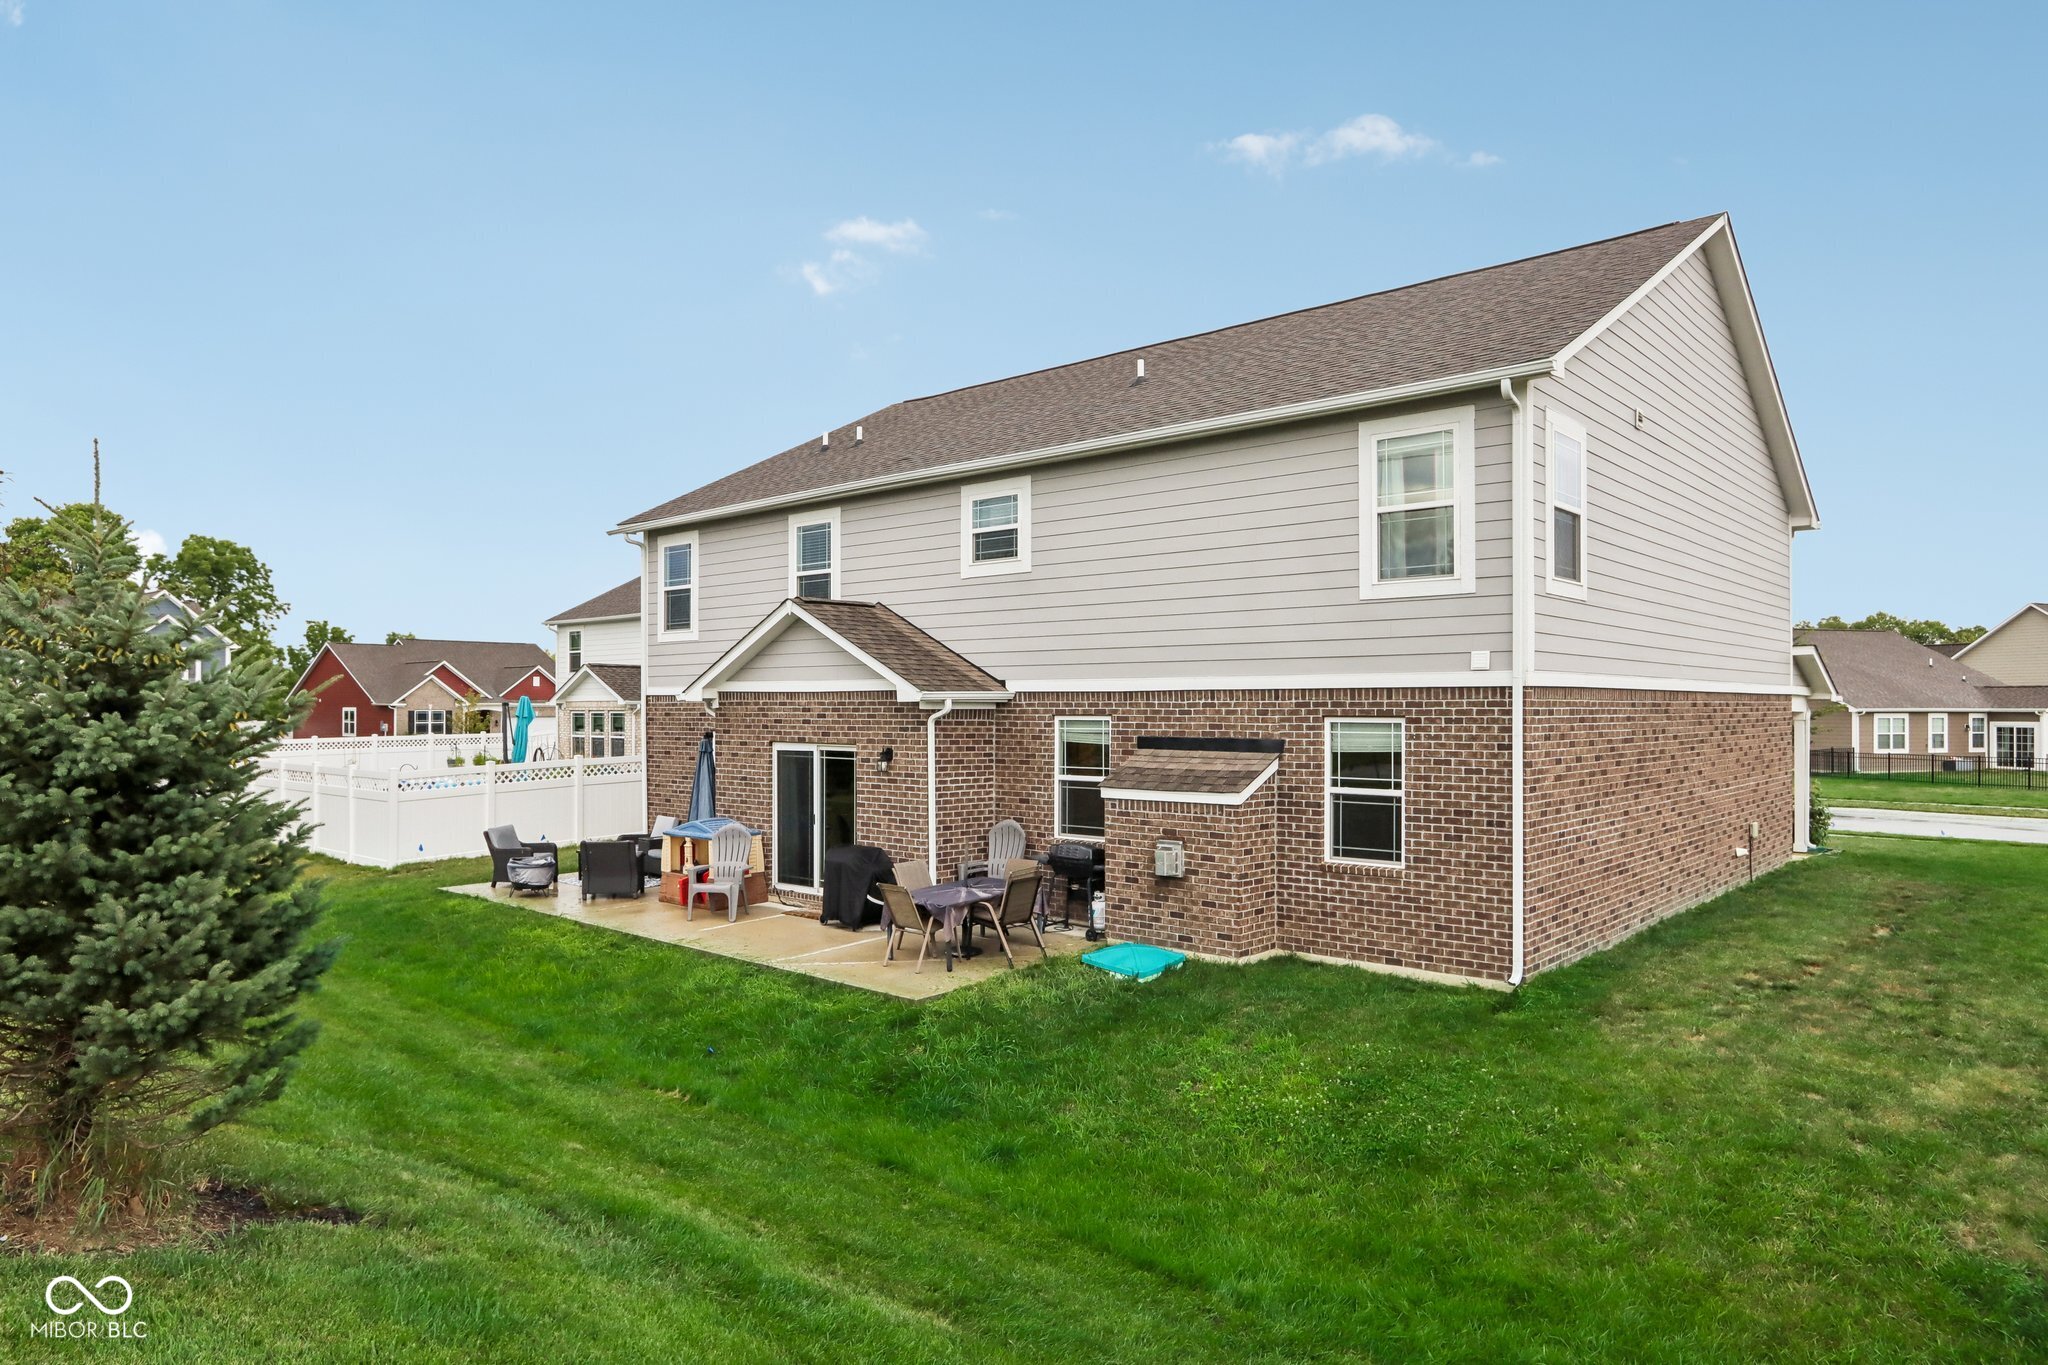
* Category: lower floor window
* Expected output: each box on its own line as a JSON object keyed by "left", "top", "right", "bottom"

{"left": 1969, "top": 714, "right": 1987, "bottom": 751}
{"left": 408, "top": 709, "right": 450, "bottom": 735}
{"left": 571, "top": 709, "right": 629, "bottom": 757}
{"left": 1927, "top": 714, "right": 1948, "bottom": 752}
{"left": 1327, "top": 719, "right": 1404, "bottom": 864}
{"left": 341, "top": 707, "right": 357, "bottom": 737}
{"left": 1873, "top": 715, "right": 1908, "bottom": 752}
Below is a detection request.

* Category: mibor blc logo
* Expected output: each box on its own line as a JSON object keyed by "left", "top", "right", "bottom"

{"left": 31, "top": 1274, "right": 148, "bottom": 1340}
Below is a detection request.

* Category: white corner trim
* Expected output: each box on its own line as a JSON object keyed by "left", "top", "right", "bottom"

{"left": 1102, "top": 758, "right": 1279, "bottom": 807}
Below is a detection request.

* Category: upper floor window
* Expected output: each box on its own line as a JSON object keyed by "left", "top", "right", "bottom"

{"left": 1873, "top": 714, "right": 1908, "bottom": 753}
{"left": 1359, "top": 406, "right": 1476, "bottom": 599}
{"left": 1546, "top": 408, "right": 1589, "bottom": 597}
{"left": 1327, "top": 719, "right": 1404, "bottom": 866}
{"left": 567, "top": 629, "right": 583, "bottom": 673}
{"left": 1054, "top": 717, "right": 1110, "bottom": 839}
{"left": 789, "top": 508, "right": 840, "bottom": 600}
{"left": 658, "top": 531, "right": 698, "bottom": 640}
{"left": 960, "top": 476, "right": 1032, "bottom": 576}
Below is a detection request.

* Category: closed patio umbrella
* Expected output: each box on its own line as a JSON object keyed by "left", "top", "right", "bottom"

{"left": 688, "top": 731, "right": 715, "bottom": 820}
{"left": 511, "top": 695, "right": 535, "bottom": 763}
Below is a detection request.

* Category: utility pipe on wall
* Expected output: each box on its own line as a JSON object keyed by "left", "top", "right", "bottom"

{"left": 1501, "top": 377, "right": 1533, "bottom": 987}
{"left": 926, "top": 699, "right": 956, "bottom": 873}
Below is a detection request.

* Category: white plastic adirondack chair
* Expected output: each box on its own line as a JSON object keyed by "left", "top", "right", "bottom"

{"left": 958, "top": 818, "right": 1026, "bottom": 881}
{"left": 688, "top": 823, "right": 754, "bottom": 922}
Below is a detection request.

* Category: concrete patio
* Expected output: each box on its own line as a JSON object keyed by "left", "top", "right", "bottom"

{"left": 444, "top": 876, "right": 1093, "bottom": 999}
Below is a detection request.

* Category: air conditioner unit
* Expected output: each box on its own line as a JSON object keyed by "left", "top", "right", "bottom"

{"left": 1155, "top": 840, "right": 1185, "bottom": 878}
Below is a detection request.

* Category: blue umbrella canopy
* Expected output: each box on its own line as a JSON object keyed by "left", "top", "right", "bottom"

{"left": 511, "top": 694, "right": 535, "bottom": 763}
{"left": 687, "top": 731, "right": 716, "bottom": 821}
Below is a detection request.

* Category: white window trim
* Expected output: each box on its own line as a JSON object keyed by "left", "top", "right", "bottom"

{"left": 1968, "top": 713, "right": 1987, "bottom": 753}
{"left": 1927, "top": 714, "right": 1949, "bottom": 753}
{"left": 567, "top": 629, "right": 583, "bottom": 673}
{"left": 1873, "top": 713, "right": 1909, "bottom": 753}
{"left": 341, "top": 706, "right": 357, "bottom": 737}
{"left": 1324, "top": 717, "right": 1406, "bottom": 869}
{"left": 1053, "top": 716, "right": 1111, "bottom": 842}
{"left": 769, "top": 742, "right": 858, "bottom": 893}
{"left": 1543, "top": 407, "right": 1590, "bottom": 600}
{"left": 959, "top": 475, "right": 1033, "bottom": 578}
{"left": 788, "top": 508, "right": 842, "bottom": 600}
{"left": 656, "top": 530, "right": 699, "bottom": 643}
{"left": 1359, "top": 405, "right": 1477, "bottom": 600}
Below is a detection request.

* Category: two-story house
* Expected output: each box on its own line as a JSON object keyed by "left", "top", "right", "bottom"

{"left": 544, "top": 576, "right": 645, "bottom": 756}
{"left": 613, "top": 214, "right": 1825, "bottom": 986}
{"left": 290, "top": 638, "right": 557, "bottom": 741}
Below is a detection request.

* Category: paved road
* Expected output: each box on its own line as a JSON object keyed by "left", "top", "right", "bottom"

{"left": 1832, "top": 806, "right": 2048, "bottom": 846}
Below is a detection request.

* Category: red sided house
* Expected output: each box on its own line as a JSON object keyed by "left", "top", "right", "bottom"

{"left": 290, "top": 639, "right": 558, "bottom": 740}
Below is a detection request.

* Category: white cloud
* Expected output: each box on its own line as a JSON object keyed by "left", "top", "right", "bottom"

{"left": 823, "top": 216, "right": 927, "bottom": 254}
{"left": 132, "top": 528, "right": 168, "bottom": 566}
{"left": 977, "top": 207, "right": 1017, "bottom": 221}
{"left": 1305, "top": 114, "right": 1436, "bottom": 165}
{"left": 1, "top": 3, "right": 23, "bottom": 28}
{"left": 791, "top": 218, "right": 928, "bottom": 298}
{"left": 1218, "top": 114, "right": 1493, "bottom": 173}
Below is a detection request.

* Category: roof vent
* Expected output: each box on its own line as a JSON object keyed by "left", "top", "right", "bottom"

{"left": 855, "top": 425, "right": 864, "bottom": 444}
{"left": 821, "top": 430, "right": 830, "bottom": 450}
{"left": 1134, "top": 357, "right": 1146, "bottom": 381}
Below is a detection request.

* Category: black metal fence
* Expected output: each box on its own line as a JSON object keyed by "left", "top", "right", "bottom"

{"left": 1810, "top": 748, "right": 2043, "bottom": 789}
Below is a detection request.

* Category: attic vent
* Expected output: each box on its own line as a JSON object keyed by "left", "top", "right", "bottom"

{"left": 821, "top": 431, "right": 830, "bottom": 450}
{"left": 1134, "top": 357, "right": 1146, "bottom": 381}
{"left": 855, "top": 425, "right": 864, "bottom": 444}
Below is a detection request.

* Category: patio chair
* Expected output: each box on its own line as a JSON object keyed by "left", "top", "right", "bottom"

{"left": 485, "top": 825, "right": 558, "bottom": 888}
{"left": 958, "top": 818, "right": 1027, "bottom": 881}
{"left": 625, "top": 814, "right": 680, "bottom": 879}
{"left": 688, "top": 821, "right": 754, "bottom": 922}
{"left": 578, "top": 839, "right": 646, "bottom": 901}
{"left": 968, "top": 862, "right": 1048, "bottom": 969}
{"left": 878, "top": 882, "right": 936, "bottom": 971}
{"left": 894, "top": 859, "right": 935, "bottom": 893}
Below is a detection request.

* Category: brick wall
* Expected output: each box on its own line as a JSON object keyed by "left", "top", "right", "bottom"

{"left": 1522, "top": 688, "right": 1796, "bottom": 973}
{"left": 1000, "top": 690, "right": 1516, "bottom": 980}
{"left": 1107, "top": 786, "right": 1278, "bottom": 958}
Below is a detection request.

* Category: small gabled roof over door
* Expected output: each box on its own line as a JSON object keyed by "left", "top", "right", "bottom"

{"left": 683, "top": 599, "right": 1011, "bottom": 705}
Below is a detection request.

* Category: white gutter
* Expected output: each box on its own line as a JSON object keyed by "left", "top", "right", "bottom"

{"left": 1501, "top": 377, "right": 1533, "bottom": 987}
{"left": 926, "top": 699, "right": 956, "bottom": 873}
{"left": 613, "top": 360, "right": 1554, "bottom": 536}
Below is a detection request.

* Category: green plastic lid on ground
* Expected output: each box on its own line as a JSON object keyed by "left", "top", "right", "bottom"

{"left": 1083, "top": 943, "right": 1187, "bottom": 982}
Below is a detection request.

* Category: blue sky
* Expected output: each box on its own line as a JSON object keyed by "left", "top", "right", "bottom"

{"left": 4, "top": 1, "right": 2043, "bottom": 646}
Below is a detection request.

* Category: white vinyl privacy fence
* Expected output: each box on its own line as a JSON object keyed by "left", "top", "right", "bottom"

{"left": 269, "top": 730, "right": 559, "bottom": 766}
{"left": 256, "top": 754, "right": 645, "bottom": 868}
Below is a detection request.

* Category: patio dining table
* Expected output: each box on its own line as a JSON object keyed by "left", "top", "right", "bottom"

{"left": 902, "top": 876, "right": 1004, "bottom": 971}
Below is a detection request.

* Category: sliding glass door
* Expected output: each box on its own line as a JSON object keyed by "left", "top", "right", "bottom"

{"left": 772, "top": 746, "right": 857, "bottom": 891}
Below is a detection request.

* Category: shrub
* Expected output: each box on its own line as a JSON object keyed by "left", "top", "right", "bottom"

{"left": 1808, "top": 790, "right": 1834, "bottom": 849}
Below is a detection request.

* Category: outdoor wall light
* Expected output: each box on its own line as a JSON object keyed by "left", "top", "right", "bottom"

{"left": 876, "top": 746, "right": 894, "bottom": 772}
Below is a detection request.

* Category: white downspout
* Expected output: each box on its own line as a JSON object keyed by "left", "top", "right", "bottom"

{"left": 1501, "top": 378, "right": 1532, "bottom": 987}
{"left": 926, "top": 699, "right": 956, "bottom": 873}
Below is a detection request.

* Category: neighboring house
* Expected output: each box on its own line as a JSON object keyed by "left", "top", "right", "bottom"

{"left": 1954, "top": 602, "right": 2048, "bottom": 685}
{"left": 143, "top": 590, "right": 234, "bottom": 680}
{"left": 1802, "top": 623, "right": 2048, "bottom": 771}
{"left": 613, "top": 214, "right": 1827, "bottom": 986}
{"left": 289, "top": 639, "right": 557, "bottom": 741}
{"left": 545, "top": 576, "right": 644, "bottom": 756}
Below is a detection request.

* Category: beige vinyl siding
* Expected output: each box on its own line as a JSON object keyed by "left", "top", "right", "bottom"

{"left": 1531, "top": 251, "right": 1793, "bottom": 687}
{"left": 728, "top": 620, "right": 892, "bottom": 688}
{"left": 1960, "top": 610, "right": 2048, "bottom": 685}
{"left": 555, "top": 616, "right": 639, "bottom": 678}
{"left": 643, "top": 395, "right": 1516, "bottom": 691}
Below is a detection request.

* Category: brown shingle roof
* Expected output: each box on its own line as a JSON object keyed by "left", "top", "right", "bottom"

{"left": 585, "top": 663, "right": 642, "bottom": 703}
{"left": 791, "top": 599, "right": 1006, "bottom": 695}
{"left": 1103, "top": 749, "right": 1279, "bottom": 799}
{"left": 624, "top": 216, "right": 1723, "bottom": 528}
{"left": 1982, "top": 684, "right": 2048, "bottom": 709}
{"left": 325, "top": 639, "right": 556, "bottom": 706}
{"left": 546, "top": 576, "right": 640, "bottom": 625}
{"left": 1795, "top": 630, "right": 2012, "bottom": 710}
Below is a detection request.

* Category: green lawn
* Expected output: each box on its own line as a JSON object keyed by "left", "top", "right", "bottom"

{"left": 6, "top": 840, "right": 2045, "bottom": 1361}
{"left": 1818, "top": 772, "right": 2048, "bottom": 817}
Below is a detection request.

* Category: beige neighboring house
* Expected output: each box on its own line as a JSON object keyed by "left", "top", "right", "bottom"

{"left": 607, "top": 212, "right": 1835, "bottom": 988}
{"left": 1799, "top": 626, "right": 2048, "bottom": 771}
{"left": 544, "top": 576, "right": 643, "bottom": 757}
{"left": 1954, "top": 602, "right": 2048, "bottom": 685}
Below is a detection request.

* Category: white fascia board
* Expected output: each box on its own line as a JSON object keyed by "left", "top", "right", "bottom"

{"left": 1791, "top": 646, "right": 1841, "bottom": 703}
{"left": 682, "top": 600, "right": 924, "bottom": 703}
{"left": 612, "top": 361, "right": 1554, "bottom": 537}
